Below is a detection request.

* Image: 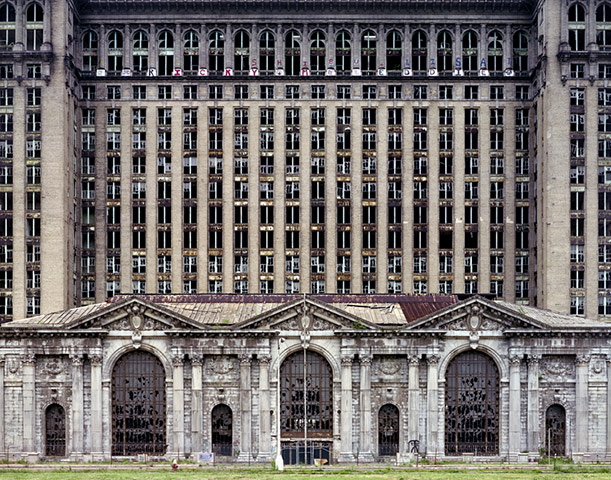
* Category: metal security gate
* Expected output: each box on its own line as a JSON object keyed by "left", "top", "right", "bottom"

{"left": 545, "top": 404, "right": 566, "bottom": 456}
{"left": 378, "top": 404, "right": 400, "bottom": 456}
{"left": 45, "top": 404, "right": 66, "bottom": 456}
{"left": 211, "top": 404, "right": 233, "bottom": 456}
{"left": 445, "top": 351, "right": 499, "bottom": 455}
{"left": 112, "top": 351, "right": 166, "bottom": 456}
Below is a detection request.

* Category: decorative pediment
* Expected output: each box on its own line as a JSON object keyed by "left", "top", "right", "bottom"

{"left": 404, "top": 296, "right": 547, "bottom": 333}
{"left": 232, "top": 296, "right": 379, "bottom": 332}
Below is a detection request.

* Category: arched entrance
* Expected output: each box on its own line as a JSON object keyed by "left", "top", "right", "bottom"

{"left": 545, "top": 404, "right": 566, "bottom": 456}
{"left": 445, "top": 350, "right": 499, "bottom": 455}
{"left": 378, "top": 404, "right": 400, "bottom": 456}
{"left": 280, "top": 350, "right": 333, "bottom": 465}
{"left": 211, "top": 404, "right": 233, "bottom": 456}
{"left": 45, "top": 404, "right": 66, "bottom": 456}
{"left": 111, "top": 350, "right": 166, "bottom": 456}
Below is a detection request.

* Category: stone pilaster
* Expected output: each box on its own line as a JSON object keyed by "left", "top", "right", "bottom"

{"left": 575, "top": 355, "right": 590, "bottom": 454}
{"left": 607, "top": 356, "right": 611, "bottom": 455}
{"left": 527, "top": 354, "right": 541, "bottom": 454}
{"left": 508, "top": 355, "right": 521, "bottom": 460}
{"left": 339, "top": 354, "right": 353, "bottom": 461}
{"left": 22, "top": 354, "right": 36, "bottom": 459}
{"left": 70, "top": 354, "right": 84, "bottom": 460}
{"left": 0, "top": 357, "right": 4, "bottom": 453}
{"left": 172, "top": 355, "right": 185, "bottom": 457}
{"left": 238, "top": 354, "right": 252, "bottom": 461}
{"left": 259, "top": 355, "right": 271, "bottom": 461}
{"left": 191, "top": 356, "right": 203, "bottom": 454}
{"left": 426, "top": 355, "right": 439, "bottom": 457}
{"left": 407, "top": 355, "right": 420, "bottom": 446}
{"left": 90, "top": 355, "right": 103, "bottom": 459}
{"left": 359, "top": 354, "right": 373, "bottom": 461}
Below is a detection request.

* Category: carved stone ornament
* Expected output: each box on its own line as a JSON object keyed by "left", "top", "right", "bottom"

{"left": 541, "top": 357, "right": 575, "bottom": 382}
{"left": 42, "top": 358, "right": 65, "bottom": 376}
{"left": 467, "top": 305, "right": 482, "bottom": 332}
{"left": 7, "top": 357, "right": 19, "bottom": 375}
{"left": 209, "top": 357, "right": 235, "bottom": 375}
{"left": 576, "top": 354, "right": 591, "bottom": 366}
{"left": 591, "top": 360, "right": 604, "bottom": 375}
{"left": 375, "top": 357, "right": 403, "bottom": 376}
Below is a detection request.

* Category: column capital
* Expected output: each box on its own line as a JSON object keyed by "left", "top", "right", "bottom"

{"left": 0, "top": 355, "right": 5, "bottom": 367}
{"left": 527, "top": 354, "right": 542, "bottom": 366}
{"left": 509, "top": 354, "right": 522, "bottom": 366}
{"left": 22, "top": 353, "right": 36, "bottom": 365}
{"left": 258, "top": 354, "right": 271, "bottom": 365}
{"left": 606, "top": 354, "right": 611, "bottom": 365}
{"left": 576, "top": 354, "right": 591, "bottom": 366}
{"left": 90, "top": 355, "right": 103, "bottom": 367}
{"left": 360, "top": 354, "right": 373, "bottom": 366}
{"left": 70, "top": 354, "right": 83, "bottom": 366}
{"left": 191, "top": 355, "right": 203, "bottom": 367}
{"left": 341, "top": 354, "right": 353, "bottom": 366}
{"left": 408, "top": 354, "right": 420, "bottom": 366}
{"left": 172, "top": 354, "right": 184, "bottom": 367}
{"left": 426, "top": 354, "right": 440, "bottom": 366}
{"left": 239, "top": 353, "right": 252, "bottom": 365}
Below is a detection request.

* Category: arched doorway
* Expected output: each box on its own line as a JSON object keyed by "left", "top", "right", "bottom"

{"left": 280, "top": 350, "right": 333, "bottom": 465}
{"left": 211, "top": 404, "right": 233, "bottom": 456}
{"left": 445, "top": 350, "right": 499, "bottom": 455}
{"left": 545, "top": 404, "right": 566, "bottom": 456}
{"left": 45, "top": 404, "right": 66, "bottom": 456}
{"left": 378, "top": 404, "right": 399, "bottom": 456}
{"left": 111, "top": 350, "right": 166, "bottom": 456}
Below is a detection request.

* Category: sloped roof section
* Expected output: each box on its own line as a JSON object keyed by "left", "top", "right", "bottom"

{"left": 493, "top": 300, "right": 609, "bottom": 328}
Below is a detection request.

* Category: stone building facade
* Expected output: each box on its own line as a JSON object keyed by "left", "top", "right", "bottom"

{"left": 1, "top": 293, "right": 610, "bottom": 463}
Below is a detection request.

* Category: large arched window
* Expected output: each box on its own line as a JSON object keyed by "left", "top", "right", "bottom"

{"left": 259, "top": 30, "right": 275, "bottom": 73}
{"left": 569, "top": 3, "right": 586, "bottom": 51}
{"left": 132, "top": 30, "right": 149, "bottom": 73}
{"left": 209, "top": 30, "right": 225, "bottom": 73}
{"left": 26, "top": 2, "right": 43, "bottom": 51}
{"left": 107, "top": 30, "right": 123, "bottom": 72}
{"left": 487, "top": 30, "right": 503, "bottom": 73}
{"left": 211, "top": 404, "right": 233, "bottom": 456}
{"left": 378, "top": 404, "right": 399, "bottom": 456}
{"left": 157, "top": 30, "right": 174, "bottom": 75}
{"left": 0, "top": 3, "right": 15, "bottom": 50}
{"left": 361, "top": 29, "right": 377, "bottom": 74}
{"left": 437, "top": 30, "right": 453, "bottom": 72}
{"left": 462, "top": 30, "right": 478, "bottom": 72}
{"left": 45, "top": 404, "right": 66, "bottom": 457}
{"left": 335, "top": 30, "right": 351, "bottom": 73}
{"left": 545, "top": 404, "right": 566, "bottom": 456}
{"left": 183, "top": 30, "right": 199, "bottom": 73}
{"left": 597, "top": 4, "right": 611, "bottom": 48}
{"left": 445, "top": 351, "right": 499, "bottom": 455}
{"left": 112, "top": 350, "right": 166, "bottom": 456}
{"left": 310, "top": 30, "right": 326, "bottom": 74}
{"left": 82, "top": 31, "right": 98, "bottom": 72}
{"left": 280, "top": 350, "right": 333, "bottom": 464}
{"left": 386, "top": 30, "right": 402, "bottom": 72}
{"left": 285, "top": 30, "right": 301, "bottom": 75}
{"left": 513, "top": 31, "right": 528, "bottom": 72}
{"left": 412, "top": 30, "right": 427, "bottom": 72}
{"left": 234, "top": 29, "right": 250, "bottom": 73}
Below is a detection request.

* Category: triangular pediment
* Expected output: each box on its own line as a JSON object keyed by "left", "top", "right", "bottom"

{"left": 404, "top": 296, "right": 547, "bottom": 332}
{"left": 66, "top": 298, "right": 207, "bottom": 331}
{"left": 232, "top": 296, "right": 380, "bottom": 331}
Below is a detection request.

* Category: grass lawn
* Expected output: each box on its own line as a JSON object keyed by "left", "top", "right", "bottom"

{"left": 0, "top": 467, "right": 609, "bottom": 480}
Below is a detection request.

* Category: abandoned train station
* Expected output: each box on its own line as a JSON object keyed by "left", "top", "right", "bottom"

{"left": 0, "top": 294, "right": 610, "bottom": 463}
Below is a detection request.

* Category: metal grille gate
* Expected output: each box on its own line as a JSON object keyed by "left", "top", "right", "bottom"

{"left": 45, "top": 404, "right": 66, "bottom": 456}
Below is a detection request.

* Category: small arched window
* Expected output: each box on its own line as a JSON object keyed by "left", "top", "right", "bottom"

{"left": 107, "top": 30, "right": 123, "bottom": 72}
{"left": 462, "top": 30, "right": 478, "bottom": 72}
{"left": 183, "top": 30, "right": 199, "bottom": 73}
{"left": 157, "top": 30, "right": 174, "bottom": 75}
{"left": 335, "top": 30, "right": 351, "bottom": 73}
{"left": 512, "top": 31, "right": 528, "bottom": 72}
{"left": 386, "top": 30, "right": 402, "bottom": 72}
{"left": 26, "top": 2, "right": 44, "bottom": 51}
{"left": 361, "top": 29, "right": 377, "bottom": 73}
{"left": 411, "top": 30, "right": 427, "bottom": 72}
{"left": 285, "top": 30, "right": 301, "bottom": 75}
{"left": 569, "top": 3, "right": 586, "bottom": 51}
{"left": 597, "top": 4, "right": 611, "bottom": 48}
{"left": 310, "top": 30, "right": 326, "bottom": 73}
{"left": 437, "top": 30, "right": 453, "bottom": 72}
{"left": 0, "top": 3, "right": 16, "bottom": 50}
{"left": 234, "top": 30, "right": 250, "bottom": 73}
{"left": 209, "top": 30, "right": 225, "bottom": 72}
{"left": 132, "top": 30, "right": 149, "bottom": 73}
{"left": 82, "top": 31, "right": 98, "bottom": 72}
{"left": 259, "top": 30, "right": 275, "bottom": 73}
{"left": 487, "top": 30, "right": 503, "bottom": 72}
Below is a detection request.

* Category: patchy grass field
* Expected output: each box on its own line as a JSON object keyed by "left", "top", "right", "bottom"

{"left": 0, "top": 467, "right": 609, "bottom": 480}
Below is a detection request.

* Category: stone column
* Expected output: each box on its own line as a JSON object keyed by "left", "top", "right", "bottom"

{"left": 172, "top": 355, "right": 185, "bottom": 457}
{"left": 359, "top": 354, "right": 373, "bottom": 461}
{"left": 71, "top": 355, "right": 84, "bottom": 459}
{"left": 224, "top": 24, "right": 234, "bottom": 72}
{"left": 259, "top": 355, "right": 271, "bottom": 460}
{"left": 339, "top": 354, "right": 353, "bottom": 461}
{"left": 527, "top": 354, "right": 541, "bottom": 453}
{"left": 576, "top": 355, "right": 590, "bottom": 454}
{"left": 607, "top": 356, "right": 611, "bottom": 455}
{"left": 408, "top": 355, "right": 420, "bottom": 446}
{"left": 90, "top": 355, "right": 103, "bottom": 459}
{"left": 0, "top": 356, "right": 4, "bottom": 453}
{"left": 42, "top": 0, "right": 51, "bottom": 45}
{"left": 238, "top": 354, "right": 252, "bottom": 461}
{"left": 191, "top": 356, "right": 203, "bottom": 454}
{"left": 22, "top": 354, "right": 36, "bottom": 457}
{"left": 102, "top": 380, "right": 111, "bottom": 456}
{"left": 426, "top": 355, "right": 439, "bottom": 457}
{"left": 508, "top": 355, "right": 521, "bottom": 460}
